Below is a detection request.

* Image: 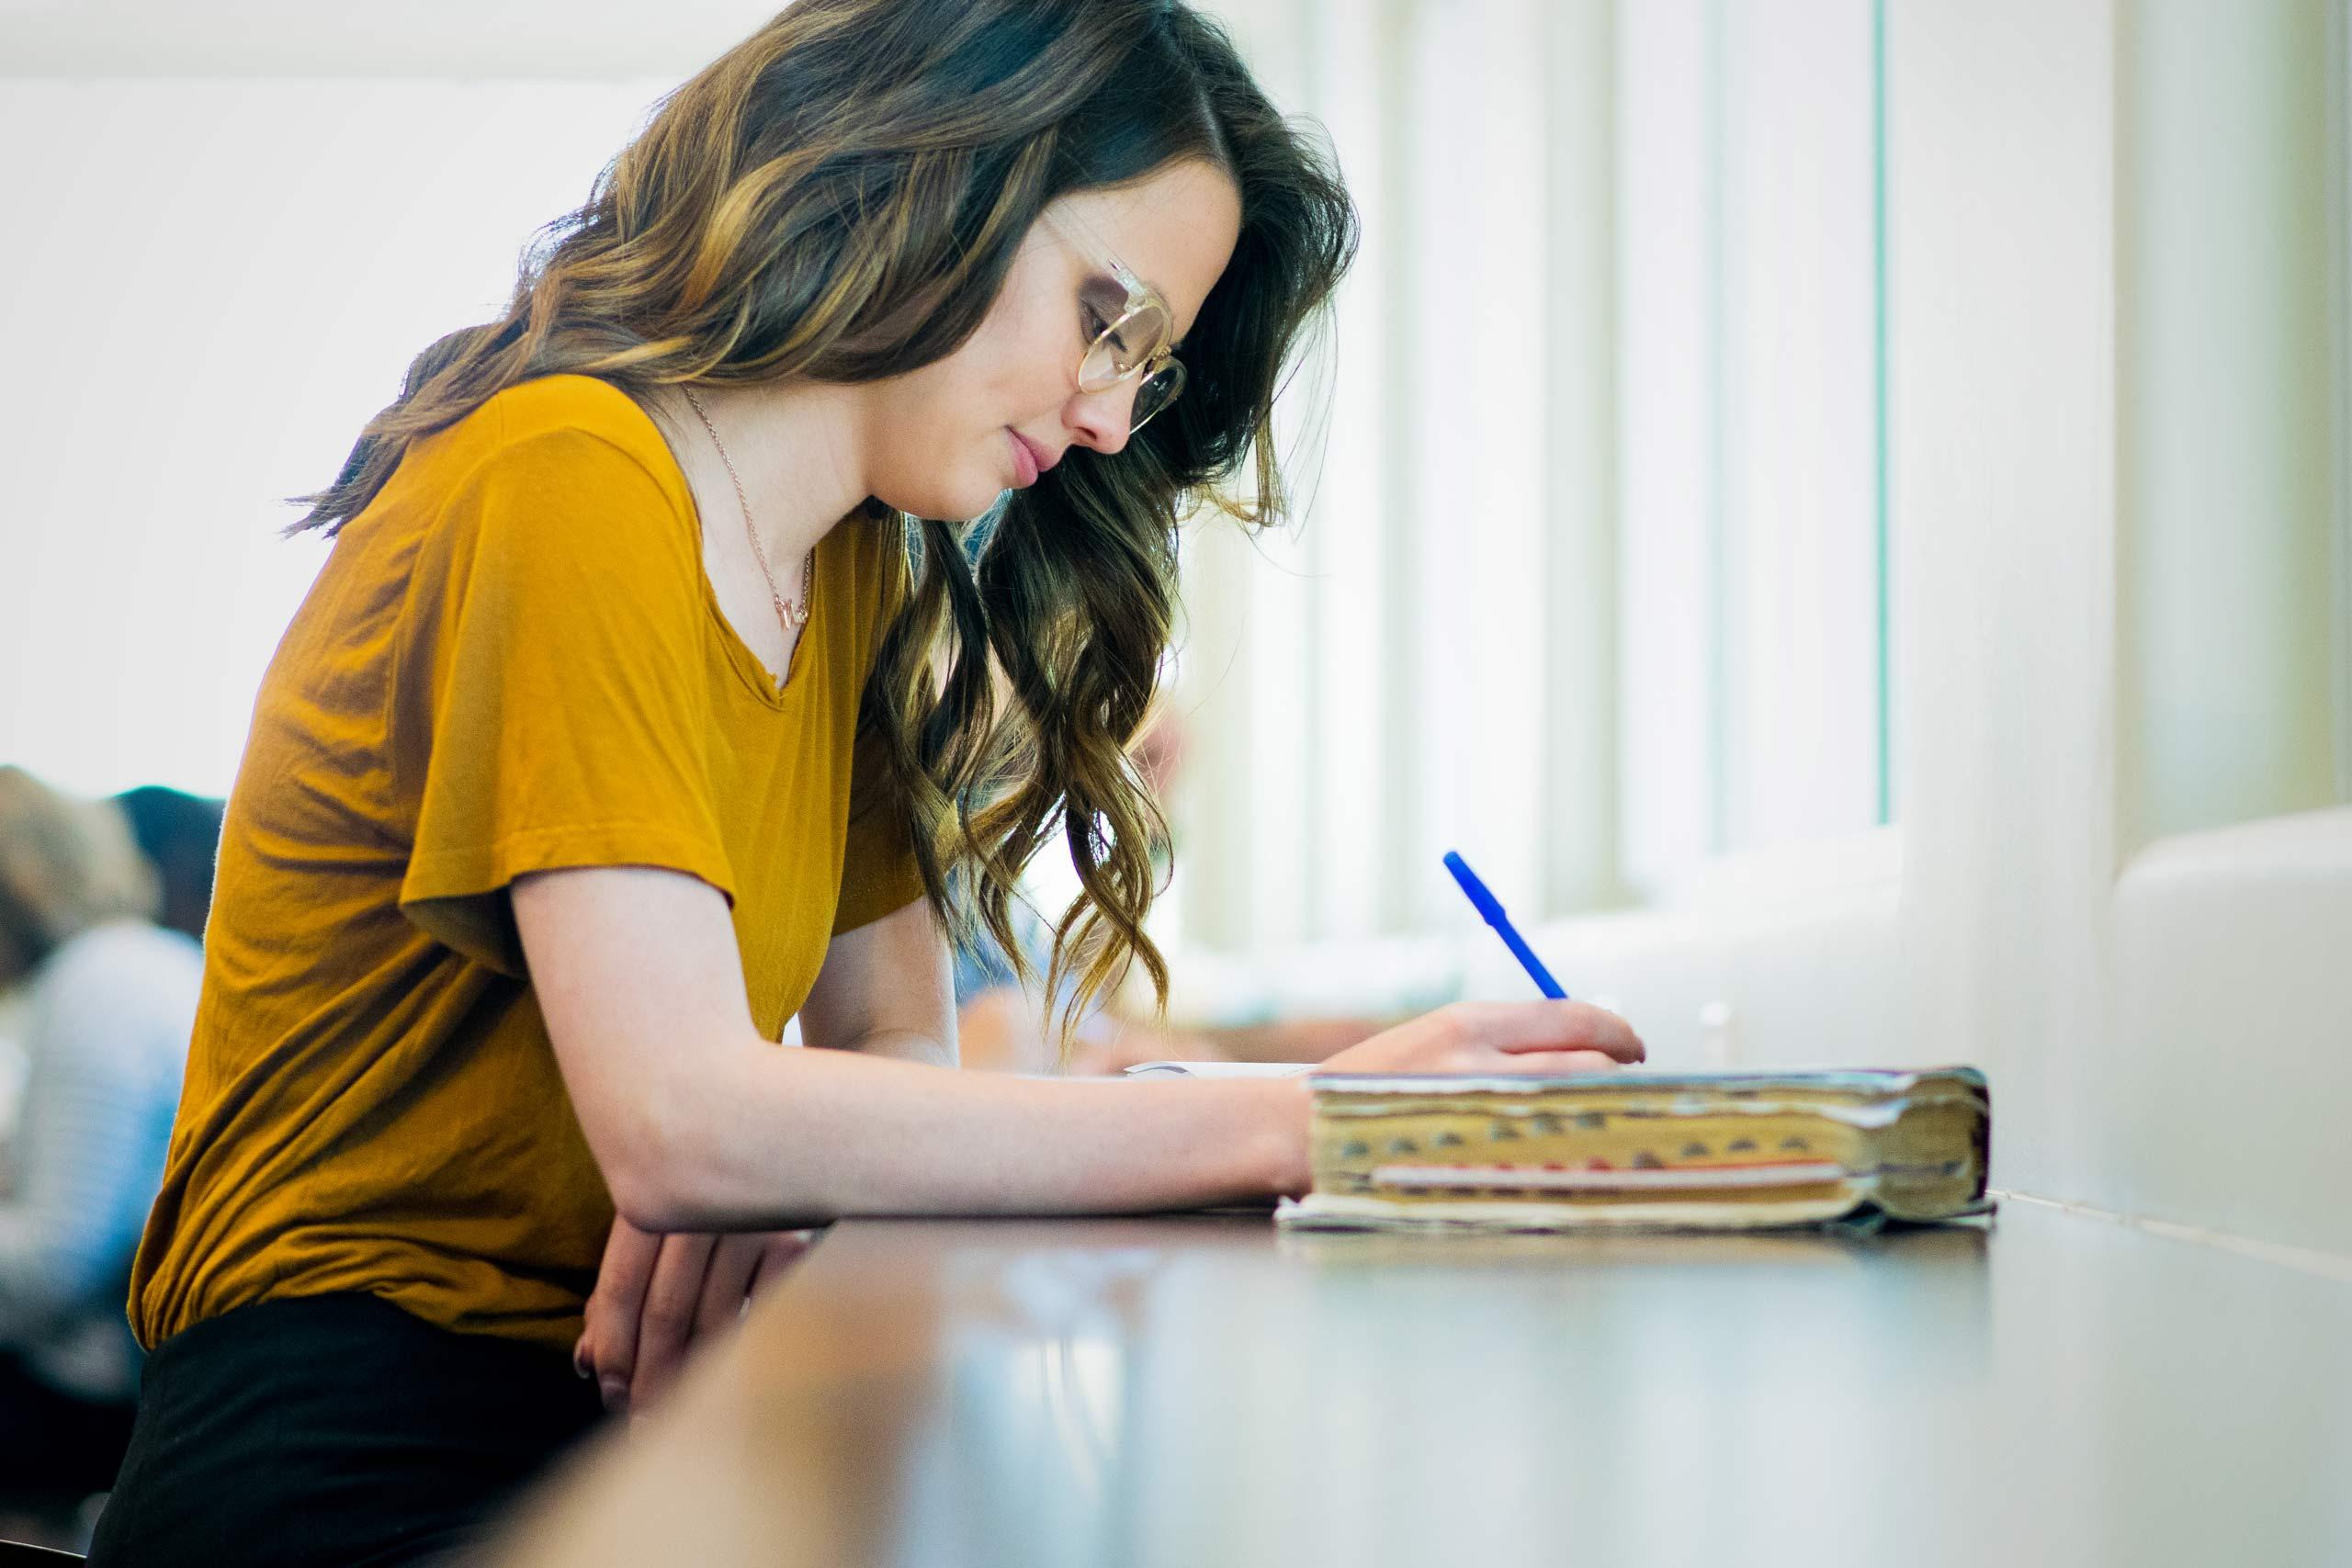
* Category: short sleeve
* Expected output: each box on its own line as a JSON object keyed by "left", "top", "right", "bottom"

{"left": 393, "top": 422, "right": 735, "bottom": 975}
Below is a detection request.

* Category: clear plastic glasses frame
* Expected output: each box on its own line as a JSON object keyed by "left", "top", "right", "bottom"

{"left": 1047, "top": 208, "right": 1187, "bottom": 434}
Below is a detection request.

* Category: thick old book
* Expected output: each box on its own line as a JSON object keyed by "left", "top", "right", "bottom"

{"left": 1275, "top": 1066, "right": 1992, "bottom": 1233}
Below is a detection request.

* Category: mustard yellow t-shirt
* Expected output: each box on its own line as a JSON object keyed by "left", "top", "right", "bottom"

{"left": 128, "top": 374, "right": 926, "bottom": 1355}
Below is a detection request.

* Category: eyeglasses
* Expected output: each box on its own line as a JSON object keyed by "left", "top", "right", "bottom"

{"left": 1046, "top": 207, "right": 1187, "bottom": 435}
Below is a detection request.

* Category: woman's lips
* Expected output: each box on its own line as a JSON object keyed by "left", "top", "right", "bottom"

{"left": 1007, "top": 430, "right": 1053, "bottom": 488}
{"left": 1001, "top": 430, "right": 1039, "bottom": 484}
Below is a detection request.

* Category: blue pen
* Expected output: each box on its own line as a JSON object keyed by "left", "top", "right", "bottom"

{"left": 1442, "top": 850, "right": 1569, "bottom": 1000}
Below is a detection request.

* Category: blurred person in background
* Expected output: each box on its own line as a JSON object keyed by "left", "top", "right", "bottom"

{"left": 0, "top": 768, "right": 200, "bottom": 1503}
{"left": 109, "top": 787, "right": 225, "bottom": 948}
{"left": 91, "top": 5, "right": 1640, "bottom": 1563}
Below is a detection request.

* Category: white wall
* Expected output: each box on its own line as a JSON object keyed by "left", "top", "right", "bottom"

{"left": 0, "top": 79, "right": 668, "bottom": 795}
{"left": 0, "top": 1, "right": 779, "bottom": 76}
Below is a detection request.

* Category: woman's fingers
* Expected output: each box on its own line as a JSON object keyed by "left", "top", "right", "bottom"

{"left": 695, "top": 1232, "right": 766, "bottom": 1339}
{"left": 747, "top": 1229, "right": 820, "bottom": 1298}
{"left": 1313, "top": 1000, "right": 1646, "bottom": 1078}
{"left": 627, "top": 1231, "right": 718, "bottom": 1413}
{"left": 1466, "top": 1047, "right": 1625, "bottom": 1077}
{"left": 582, "top": 1222, "right": 835, "bottom": 1419}
{"left": 1448, "top": 1001, "right": 1645, "bottom": 1064}
{"left": 580, "top": 1215, "right": 663, "bottom": 1409}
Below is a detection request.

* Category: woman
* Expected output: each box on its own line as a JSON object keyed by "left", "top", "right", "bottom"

{"left": 93, "top": 3, "right": 1644, "bottom": 1562}
{"left": 0, "top": 769, "right": 199, "bottom": 1504}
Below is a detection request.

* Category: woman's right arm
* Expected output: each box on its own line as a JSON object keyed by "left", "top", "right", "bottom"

{"left": 514, "top": 864, "right": 1643, "bottom": 1233}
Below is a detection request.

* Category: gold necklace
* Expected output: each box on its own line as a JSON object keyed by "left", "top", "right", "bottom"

{"left": 681, "top": 386, "right": 813, "bottom": 637}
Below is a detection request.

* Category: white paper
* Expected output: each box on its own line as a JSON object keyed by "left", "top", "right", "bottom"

{"left": 1121, "top": 1061, "right": 1316, "bottom": 1079}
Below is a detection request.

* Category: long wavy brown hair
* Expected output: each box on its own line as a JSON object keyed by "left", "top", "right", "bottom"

{"left": 293, "top": 0, "right": 1357, "bottom": 1041}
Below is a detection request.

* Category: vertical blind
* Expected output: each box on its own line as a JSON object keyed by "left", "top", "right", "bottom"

{"left": 1170, "top": 0, "right": 1892, "bottom": 955}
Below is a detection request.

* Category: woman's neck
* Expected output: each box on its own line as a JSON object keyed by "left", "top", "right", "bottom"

{"left": 638, "top": 378, "right": 876, "bottom": 689}
{"left": 645, "top": 378, "right": 874, "bottom": 570}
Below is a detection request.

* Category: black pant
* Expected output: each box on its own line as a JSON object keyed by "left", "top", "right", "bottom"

{"left": 87, "top": 1293, "right": 607, "bottom": 1568}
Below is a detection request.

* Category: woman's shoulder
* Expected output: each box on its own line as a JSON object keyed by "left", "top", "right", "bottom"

{"left": 446, "top": 375, "right": 684, "bottom": 495}
{"left": 387, "top": 375, "right": 698, "bottom": 574}
{"left": 487, "top": 374, "right": 666, "bottom": 450}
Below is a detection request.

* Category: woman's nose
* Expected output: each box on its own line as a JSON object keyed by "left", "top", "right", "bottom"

{"left": 1065, "top": 379, "right": 1138, "bottom": 456}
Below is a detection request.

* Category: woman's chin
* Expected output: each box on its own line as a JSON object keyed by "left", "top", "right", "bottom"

{"left": 872, "top": 478, "right": 1007, "bottom": 525}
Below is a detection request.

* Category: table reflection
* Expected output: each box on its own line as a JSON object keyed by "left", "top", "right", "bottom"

{"left": 481, "top": 1207, "right": 2350, "bottom": 1568}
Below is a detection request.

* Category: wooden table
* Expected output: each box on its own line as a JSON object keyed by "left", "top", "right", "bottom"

{"left": 481, "top": 1201, "right": 2352, "bottom": 1567}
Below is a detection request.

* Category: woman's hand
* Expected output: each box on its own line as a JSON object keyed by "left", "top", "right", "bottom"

{"left": 572, "top": 1215, "right": 819, "bottom": 1416}
{"left": 1310, "top": 999, "right": 1645, "bottom": 1077}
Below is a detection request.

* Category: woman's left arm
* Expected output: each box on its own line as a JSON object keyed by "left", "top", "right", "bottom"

{"left": 796, "top": 896, "right": 956, "bottom": 1067}
{"left": 576, "top": 896, "right": 954, "bottom": 1413}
